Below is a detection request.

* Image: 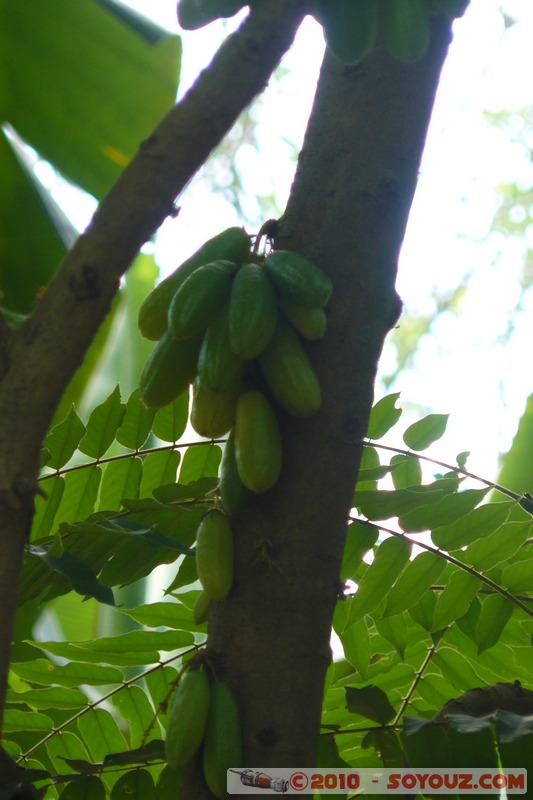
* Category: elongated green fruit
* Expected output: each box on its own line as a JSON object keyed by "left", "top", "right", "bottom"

{"left": 178, "top": 0, "right": 245, "bottom": 30}
{"left": 259, "top": 319, "right": 321, "bottom": 417}
{"left": 191, "top": 377, "right": 241, "bottom": 439}
{"left": 316, "top": 0, "right": 378, "bottom": 65}
{"left": 168, "top": 260, "right": 238, "bottom": 340}
{"left": 279, "top": 297, "right": 327, "bottom": 340}
{"left": 380, "top": 0, "right": 430, "bottom": 63}
{"left": 263, "top": 250, "right": 332, "bottom": 309}
{"left": 196, "top": 509, "right": 234, "bottom": 601}
{"left": 234, "top": 390, "right": 282, "bottom": 493}
{"left": 165, "top": 669, "right": 211, "bottom": 769}
{"left": 138, "top": 227, "right": 250, "bottom": 340}
{"left": 197, "top": 305, "right": 245, "bottom": 391}
{"left": 140, "top": 331, "right": 202, "bottom": 409}
{"left": 193, "top": 591, "right": 210, "bottom": 625}
{"left": 219, "top": 430, "right": 253, "bottom": 514}
{"left": 203, "top": 682, "right": 242, "bottom": 798}
{"left": 229, "top": 263, "right": 278, "bottom": 359}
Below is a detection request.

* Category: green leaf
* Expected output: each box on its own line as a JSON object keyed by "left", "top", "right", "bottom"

{"left": 27, "top": 639, "right": 160, "bottom": 667}
{"left": 31, "top": 475, "right": 65, "bottom": 540}
{"left": 390, "top": 453, "right": 422, "bottom": 489}
{"left": 344, "top": 537, "right": 411, "bottom": 627}
{"left": 6, "top": 686, "right": 87, "bottom": 710}
{"left": 403, "top": 413, "right": 449, "bottom": 450}
{"left": 111, "top": 769, "right": 155, "bottom": 799}
{"left": 3, "top": 708, "right": 52, "bottom": 732}
{"left": 334, "top": 606, "right": 371, "bottom": 679}
{"left": 496, "top": 394, "right": 533, "bottom": 496}
{"left": 153, "top": 393, "right": 190, "bottom": 442}
{"left": 156, "top": 765, "right": 185, "bottom": 799}
{"left": 112, "top": 686, "right": 158, "bottom": 749}
{"left": 432, "top": 647, "right": 485, "bottom": 694}
{"left": 46, "top": 731, "right": 90, "bottom": 775}
{"left": 432, "top": 570, "right": 479, "bottom": 630}
{"left": 367, "top": 393, "right": 402, "bottom": 439}
{"left": 1, "top": 1, "right": 181, "bottom": 199}
{"left": 431, "top": 501, "right": 514, "bottom": 550}
{"left": 354, "top": 486, "right": 447, "bottom": 521}
{"left": 119, "top": 601, "right": 196, "bottom": 631}
{"left": 0, "top": 130, "right": 68, "bottom": 314}
{"left": 383, "top": 552, "right": 446, "bottom": 617}
{"left": 375, "top": 613, "right": 409, "bottom": 660}
{"left": 345, "top": 685, "right": 396, "bottom": 724}
{"left": 464, "top": 521, "right": 530, "bottom": 572}
{"left": 10, "top": 659, "right": 123, "bottom": 687}
{"left": 35, "top": 550, "right": 115, "bottom": 606}
{"left": 116, "top": 389, "right": 156, "bottom": 450}
{"left": 139, "top": 451, "right": 181, "bottom": 497}
{"left": 99, "top": 457, "right": 143, "bottom": 510}
{"left": 475, "top": 595, "right": 514, "bottom": 654}
{"left": 59, "top": 776, "right": 106, "bottom": 800}
{"left": 153, "top": 478, "right": 217, "bottom": 503}
{"left": 501, "top": 558, "right": 533, "bottom": 594}
{"left": 398, "top": 488, "right": 488, "bottom": 533}
{"left": 54, "top": 467, "right": 102, "bottom": 527}
{"left": 78, "top": 386, "right": 126, "bottom": 459}
{"left": 341, "top": 522, "right": 379, "bottom": 582}
{"left": 44, "top": 406, "right": 86, "bottom": 470}
{"left": 77, "top": 708, "right": 127, "bottom": 762}
{"left": 179, "top": 443, "right": 222, "bottom": 482}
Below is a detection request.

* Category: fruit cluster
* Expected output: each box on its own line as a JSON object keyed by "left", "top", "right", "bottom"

{"left": 139, "top": 224, "right": 332, "bottom": 505}
{"left": 176, "top": 0, "right": 470, "bottom": 65}
{"left": 165, "top": 666, "right": 241, "bottom": 798}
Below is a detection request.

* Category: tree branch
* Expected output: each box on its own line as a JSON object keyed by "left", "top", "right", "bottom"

{"left": 0, "top": 0, "right": 310, "bottom": 738}
{"left": 206, "top": 16, "right": 453, "bottom": 795}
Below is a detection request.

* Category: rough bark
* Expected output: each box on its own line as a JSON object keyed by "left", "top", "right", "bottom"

{"left": 0, "top": 0, "right": 310, "bottom": 738}
{"left": 205, "top": 17, "right": 453, "bottom": 799}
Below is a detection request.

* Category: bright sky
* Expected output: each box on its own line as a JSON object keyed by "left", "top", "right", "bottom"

{"left": 70, "top": 1, "right": 533, "bottom": 486}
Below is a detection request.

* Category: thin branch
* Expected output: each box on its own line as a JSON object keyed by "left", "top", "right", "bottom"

{"left": 351, "top": 517, "right": 533, "bottom": 617}
{"left": 367, "top": 441, "right": 519, "bottom": 502}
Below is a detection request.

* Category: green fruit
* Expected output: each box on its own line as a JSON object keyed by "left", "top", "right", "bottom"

{"left": 263, "top": 250, "right": 332, "bottom": 309}
{"left": 190, "top": 376, "right": 242, "bottom": 439}
{"left": 259, "top": 319, "right": 321, "bottom": 417}
{"left": 380, "top": 0, "right": 430, "bottom": 63}
{"left": 279, "top": 297, "right": 327, "bottom": 341}
{"left": 219, "top": 430, "right": 253, "bottom": 514}
{"left": 228, "top": 263, "right": 278, "bottom": 359}
{"left": 138, "top": 227, "right": 250, "bottom": 341}
{"left": 178, "top": 0, "right": 246, "bottom": 30}
{"left": 197, "top": 306, "right": 245, "bottom": 391}
{"left": 168, "top": 260, "right": 239, "bottom": 340}
{"left": 140, "top": 331, "right": 202, "bottom": 409}
{"left": 234, "top": 390, "right": 282, "bottom": 494}
{"left": 165, "top": 669, "right": 211, "bottom": 769}
{"left": 193, "top": 591, "right": 210, "bottom": 625}
{"left": 316, "top": 0, "right": 378, "bottom": 65}
{"left": 203, "top": 682, "right": 242, "bottom": 798}
{"left": 196, "top": 509, "right": 234, "bottom": 601}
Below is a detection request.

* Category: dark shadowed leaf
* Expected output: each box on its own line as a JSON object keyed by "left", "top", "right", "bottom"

{"left": 476, "top": 595, "right": 514, "bottom": 654}
{"left": 345, "top": 685, "right": 395, "bottom": 724}
{"left": 58, "top": 776, "right": 106, "bottom": 800}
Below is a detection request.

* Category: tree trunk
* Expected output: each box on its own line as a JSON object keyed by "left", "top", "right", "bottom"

{"left": 205, "top": 17, "right": 453, "bottom": 798}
